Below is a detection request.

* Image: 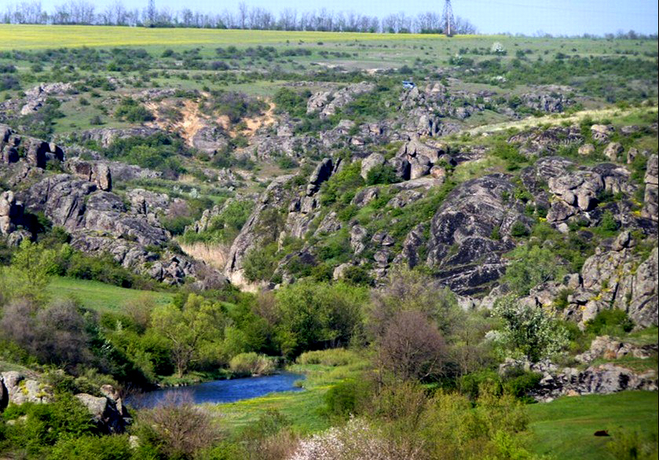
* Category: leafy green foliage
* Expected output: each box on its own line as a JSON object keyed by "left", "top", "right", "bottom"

{"left": 492, "top": 295, "right": 570, "bottom": 362}
{"left": 502, "top": 244, "right": 565, "bottom": 296}
{"left": 113, "top": 98, "right": 154, "bottom": 123}
{"left": 585, "top": 309, "right": 635, "bottom": 336}
{"left": 365, "top": 164, "right": 400, "bottom": 186}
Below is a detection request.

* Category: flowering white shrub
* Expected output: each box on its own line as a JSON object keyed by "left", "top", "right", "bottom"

{"left": 289, "top": 417, "right": 424, "bottom": 460}
{"left": 491, "top": 42, "right": 506, "bottom": 54}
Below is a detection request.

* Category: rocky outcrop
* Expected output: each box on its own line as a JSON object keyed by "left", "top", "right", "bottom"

{"left": 73, "top": 127, "right": 162, "bottom": 149}
{"left": 360, "top": 153, "right": 386, "bottom": 180}
{"left": 307, "top": 82, "right": 376, "bottom": 119}
{"left": 500, "top": 358, "right": 657, "bottom": 402}
{"left": 307, "top": 158, "right": 333, "bottom": 195}
{"left": 575, "top": 335, "right": 658, "bottom": 364}
{"left": 523, "top": 157, "right": 637, "bottom": 232}
{"left": 76, "top": 391, "right": 130, "bottom": 434}
{"left": 0, "top": 124, "right": 64, "bottom": 168}
{"left": 643, "top": 154, "right": 658, "bottom": 221}
{"left": 225, "top": 175, "right": 295, "bottom": 286}
{"left": 0, "top": 372, "right": 52, "bottom": 405}
{"left": 0, "top": 191, "right": 23, "bottom": 235}
{"left": 509, "top": 126, "right": 582, "bottom": 156}
{"left": 66, "top": 159, "right": 113, "bottom": 191}
{"left": 426, "top": 174, "right": 526, "bottom": 294}
{"left": 561, "top": 232, "right": 658, "bottom": 329}
{"left": 0, "top": 372, "right": 129, "bottom": 433}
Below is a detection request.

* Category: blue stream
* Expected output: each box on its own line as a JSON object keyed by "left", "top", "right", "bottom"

{"left": 128, "top": 372, "right": 304, "bottom": 408}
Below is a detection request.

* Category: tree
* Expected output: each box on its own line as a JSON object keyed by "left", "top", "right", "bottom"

{"left": 376, "top": 310, "right": 447, "bottom": 382}
{"left": 491, "top": 295, "right": 569, "bottom": 362}
{"left": 151, "top": 294, "right": 225, "bottom": 377}
{"left": 2, "top": 240, "right": 56, "bottom": 303}
{"left": 275, "top": 281, "right": 367, "bottom": 357}
{"left": 369, "top": 266, "right": 463, "bottom": 339}
{"left": 502, "top": 244, "right": 565, "bottom": 296}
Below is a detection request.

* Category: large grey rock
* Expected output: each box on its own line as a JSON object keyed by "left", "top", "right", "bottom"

{"left": 426, "top": 174, "right": 522, "bottom": 294}
{"left": 603, "top": 142, "right": 624, "bottom": 162}
{"left": 307, "top": 82, "right": 376, "bottom": 119}
{"left": 0, "top": 191, "right": 23, "bottom": 235}
{"left": 75, "top": 393, "right": 129, "bottom": 434}
{"left": 306, "top": 158, "right": 333, "bottom": 196}
{"left": 0, "top": 372, "right": 52, "bottom": 405}
{"left": 643, "top": 154, "right": 658, "bottom": 221}
{"left": 360, "top": 153, "right": 386, "bottom": 180}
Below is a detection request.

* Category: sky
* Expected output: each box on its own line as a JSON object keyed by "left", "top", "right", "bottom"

{"left": 24, "top": 0, "right": 659, "bottom": 36}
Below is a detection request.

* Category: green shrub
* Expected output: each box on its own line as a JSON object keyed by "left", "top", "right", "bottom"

{"left": 114, "top": 98, "right": 154, "bottom": 123}
{"left": 229, "top": 352, "right": 276, "bottom": 376}
{"left": 323, "top": 379, "right": 371, "bottom": 418}
{"left": 365, "top": 165, "right": 400, "bottom": 186}
{"left": 606, "top": 429, "right": 659, "bottom": 460}
{"left": 585, "top": 309, "right": 634, "bottom": 336}
{"left": 48, "top": 434, "right": 133, "bottom": 460}
{"left": 296, "top": 348, "right": 360, "bottom": 366}
{"left": 503, "top": 371, "right": 542, "bottom": 402}
{"left": 243, "top": 243, "right": 278, "bottom": 282}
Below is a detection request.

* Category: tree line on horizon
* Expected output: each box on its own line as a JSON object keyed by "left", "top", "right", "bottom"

{"left": 2, "top": 0, "right": 478, "bottom": 34}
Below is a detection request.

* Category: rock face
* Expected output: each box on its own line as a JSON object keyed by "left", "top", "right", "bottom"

{"left": 0, "top": 372, "right": 52, "bottom": 405}
{"left": 225, "top": 175, "right": 296, "bottom": 286}
{"left": 73, "top": 127, "right": 162, "bottom": 149}
{"left": 425, "top": 174, "right": 525, "bottom": 294}
{"left": 66, "top": 159, "right": 113, "bottom": 191}
{"left": 307, "top": 82, "right": 376, "bottom": 119}
{"left": 509, "top": 125, "right": 583, "bottom": 156}
{"left": 76, "top": 392, "right": 130, "bottom": 434}
{"left": 643, "top": 154, "right": 658, "bottom": 221}
{"left": 575, "top": 336, "right": 658, "bottom": 364}
{"left": 0, "top": 191, "right": 23, "bottom": 235}
{"left": 0, "top": 124, "right": 64, "bottom": 168}
{"left": 533, "top": 364, "right": 657, "bottom": 402}
{"left": 0, "top": 372, "right": 129, "bottom": 433}
{"left": 360, "top": 153, "right": 386, "bottom": 180}
{"left": 551, "top": 228, "right": 658, "bottom": 329}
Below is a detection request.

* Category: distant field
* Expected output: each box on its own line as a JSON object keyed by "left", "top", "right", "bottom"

{"left": 0, "top": 25, "right": 454, "bottom": 50}
{"left": 0, "top": 25, "right": 655, "bottom": 59}
{"left": 47, "top": 276, "right": 173, "bottom": 312}
{"left": 526, "top": 391, "right": 658, "bottom": 460}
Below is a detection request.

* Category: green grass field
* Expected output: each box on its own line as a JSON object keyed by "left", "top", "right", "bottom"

{"left": 47, "top": 276, "right": 173, "bottom": 312}
{"left": 526, "top": 391, "right": 658, "bottom": 460}
{"left": 208, "top": 361, "right": 368, "bottom": 434}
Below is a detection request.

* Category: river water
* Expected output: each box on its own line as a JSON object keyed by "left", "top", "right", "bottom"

{"left": 127, "top": 372, "right": 305, "bottom": 408}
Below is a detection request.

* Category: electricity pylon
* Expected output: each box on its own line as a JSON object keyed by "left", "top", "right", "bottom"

{"left": 443, "top": 0, "right": 455, "bottom": 37}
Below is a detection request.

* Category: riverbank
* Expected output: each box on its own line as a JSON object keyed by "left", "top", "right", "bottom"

{"left": 206, "top": 355, "right": 370, "bottom": 434}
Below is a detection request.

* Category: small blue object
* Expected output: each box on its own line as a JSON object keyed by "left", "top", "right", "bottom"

{"left": 402, "top": 80, "right": 416, "bottom": 89}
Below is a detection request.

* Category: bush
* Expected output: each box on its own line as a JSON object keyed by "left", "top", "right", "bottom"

{"left": 136, "top": 393, "right": 219, "bottom": 459}
{"left": 296, "top": 348, "right": 360, "bottom": 366}
{"left": 323, "top": 379, "right": 372, "bottom": 419}
{"left": 229, "top": 352, "right": 276, "bottom": 376}
{"left": 48, "top": 434, "right": 133, "bottom": 460}
{"left": 502, "top": 244, "right": 564, "bottom": 296}
{"left": 366, "top": 165, "right": 400, "bottom": 186}
{"left": 3, "top": 395, "right": 96, "bottom": 455}
{"left": 114, "top": 98, "right": 154, "bottom": 123}
{"left": 491, "top": 295, "right": 570, "bottom": 362}
{"left": 585, "top": 309, "right": 634, "bottom": 336}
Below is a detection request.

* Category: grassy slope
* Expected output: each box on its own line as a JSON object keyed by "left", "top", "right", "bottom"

{"left": 525, "top": 391, "right": 658, "bottom": 460}
{"left": 208, "top": 361, "right": 368, "bottom": 434}
{"left": 47, "top": 276, "right": 173, "bottom": 312}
